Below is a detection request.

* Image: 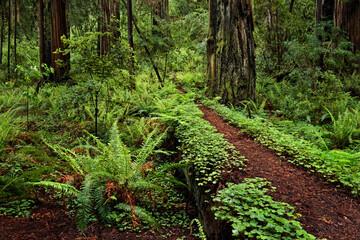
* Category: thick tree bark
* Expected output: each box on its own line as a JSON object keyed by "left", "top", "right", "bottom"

{"left": 50, "top": 0, "right": 69, "bottom": 81}
{"left": 334, "top": 0, "right": 360, "bottom": 53}
{"left": 206, "top": 0, "right": 256, "bottom": 106}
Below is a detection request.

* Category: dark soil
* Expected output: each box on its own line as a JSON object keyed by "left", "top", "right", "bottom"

{"left": 198, "top": 105, "right": 360, "bottom": 240}
{"left": 0, "top": 195, "right": 199, "bottom": 240}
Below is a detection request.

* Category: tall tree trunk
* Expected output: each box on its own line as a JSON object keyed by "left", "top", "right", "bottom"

{"left": 0, "top": 8, "right": 4, "bottom": 65}
{"left": 39, "top": 0, "right": 45, "bottom": 72}
{"left": 99, "top": 0, "right": 109, "bottom": 55}
{"left": 206, "top": 0, "right": 256, "bottom": 106}
{"left": 13, "top": 0, "right": 16, "bottom": 68}
{"left": 127, "top": 0, "right": 134, "bottom": 75}
{"left": 99, "top": 0, "right": 119, "bottom": 55}
{"left": 7, "top": 0, "right": 10, "bottom": 76}
{"left": 50, "top": 0, "right": 69, "bottom": 81}
{"left": 334, "top": 0, "right": 360, "bottom": 53}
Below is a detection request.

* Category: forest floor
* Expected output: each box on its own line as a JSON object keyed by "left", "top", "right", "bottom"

{"left": 1, "top": 101, "right": 360, "bottom": 239}
{"left": 0, "top": 191, "right": 199, "bottom": 240}
{"left": 198, "top": 105, "right": 360, "bottom": 240}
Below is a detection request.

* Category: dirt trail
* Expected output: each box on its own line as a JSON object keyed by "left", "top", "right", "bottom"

{"left": 198, "top": 105, "right": 360, "bottom": 240}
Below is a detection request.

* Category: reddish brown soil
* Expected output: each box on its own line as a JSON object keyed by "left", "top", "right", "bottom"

{"left": 198, "top": 105, "right": 360, "bottom": 240}
{"left": 0, "top": 195, "right": 199, "bottom": 240}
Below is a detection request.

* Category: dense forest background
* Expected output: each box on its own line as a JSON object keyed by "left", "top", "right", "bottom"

{"left": 0, "top": 0, "right": 360, "bottom": 239}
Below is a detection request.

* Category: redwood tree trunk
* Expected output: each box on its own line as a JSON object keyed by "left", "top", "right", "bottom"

{"left": 99, "top": 0, "right": 119, "bottom": 55}
{"left": 334, "top": 0, "right": 360, "bottom": 53}
{"left": 206, "top": 0, "right": 256, "bottom": 106}
{"left": 50, "top": 0, "right": 69, "bottom": 81}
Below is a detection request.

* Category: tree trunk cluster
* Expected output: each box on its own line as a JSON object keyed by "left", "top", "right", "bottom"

{"left": 317, "top": 0, "right": 360, "bottom": 53}
{"left": 99, "top": 0, "right": 120, "bottom": 55}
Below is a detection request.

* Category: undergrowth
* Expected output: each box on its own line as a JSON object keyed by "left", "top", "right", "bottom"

{"left": 202, "top": 99, "right": 360, "bottom": 197}
{"left": 213, "top": 178, "right": 317, "bottom": 240}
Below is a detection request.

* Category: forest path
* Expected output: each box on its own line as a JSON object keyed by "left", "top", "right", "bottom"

{"left": 197, "top": 105, "right": 360, "bottom": 240}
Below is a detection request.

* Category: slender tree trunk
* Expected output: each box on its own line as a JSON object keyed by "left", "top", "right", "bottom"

{"left": 50, "top": 0, "right": 69, "bottom": 81}
{"left": 39, "top": 0, "right": 45, "bottom": 72}
{"left": 14, "top": 0, "right": 17, "bottom": 68}
{"left": 121, "top": 0, "right": 163, "bottom": 85}
{"left": 127, "top": 0, "right": 134, "bottom": 74}
{"left": 334, "top": 0, "right": 360, "bottom": 53}
{"left": 0, "top": 8, "right": 4, "bottom": 65}
{"left": 206, "top": 0, "right": 256, "bottom": 106}
{"left": 7, "top": 0, "right": 10, "bottom": 76}
{"left": 206, "top": 0, "right": 216, "bottom": 94}
{"left": 316, "top": 0, "right": 322, "bottom": 23}
{"left": 289, "top": 0, "right": 295, "bottom": 13}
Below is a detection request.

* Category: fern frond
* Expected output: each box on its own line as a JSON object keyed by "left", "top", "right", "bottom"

{"left": 28, "top": 181, "right": 80, "bottom": 197}
{"left": 42, "top": 139, "right": 84, "bottom": 176}
{"left": 115, "top": 203, "right": 160, "bottom": 229}
{"left": 109, "top": 123, "right": 132, "bottom": 177}
{"left": 190, "top": 218, "right": 207, "bottom": 240}
{"left": 93, "top": 184, "right": 109, "bottom": 223}
{"left": 135, "top": 128, "right": 168, "bottom": 166}
{"left": 77, "top": 176, "right": 94, "bottom": 231}
{"left": 130, "top": 180, "right": 166, "bottom": 199}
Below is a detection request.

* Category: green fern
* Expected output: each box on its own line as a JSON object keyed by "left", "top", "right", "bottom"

{"left": 35, "top": 121, "right": 169, "bottom": 231}
{"left": 28, "top": 181, "right": 80, "bottom": 197}
{"left": 77, "top": 176, "right": 95, "bottom": 231}
{"left": 0, "top": 107, "right": 19, "bottom": 153}
{"left": 190, "top": 218, "right": 207, "bottom": 240}
{"left": 115, "top": 203, "right": 159, "bottom": 229}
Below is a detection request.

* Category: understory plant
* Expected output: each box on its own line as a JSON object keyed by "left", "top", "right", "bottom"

{"left": 203, "top": 99, "right": 360, "bottom": 196}
{"left": 0, "top": 108, "right": 19, "bottom": 153}
{"left": 31, "top": 122, "right": 169, "bottom": 231}
{"left": 212, "top": 178, "right": 317, "bottom": 240}
{"left": 175, "top": 110, "right": 245, "bottom": 187}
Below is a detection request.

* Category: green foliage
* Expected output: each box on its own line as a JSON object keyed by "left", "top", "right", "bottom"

{"left": 254, "top": 0, "right": 315, "bottom": 75}
{"left": 0, "top": 199, "right": 35, "bottom": 218}
{"left": 203, "top": 100, "right": 360, "bottom": 196}
{"left": 326, "top": 107, "right": 360, "bottom": 149}
{"left": 190, "top": 218, "right": 207, "bottom": 240}
{"left": 0, "top": 108, "right": 18, "bottom": 153}
{"left": 212, "top": 178, "right": 316, "bottom": 240}
{"left": 62, "top": 33, "right": 130, "bottom": 80}
{"left": 175, "top": 103, "right": 245, "bottom": 186}
{"left": 33, "top": 122, "right": 168, "bottom": 231}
